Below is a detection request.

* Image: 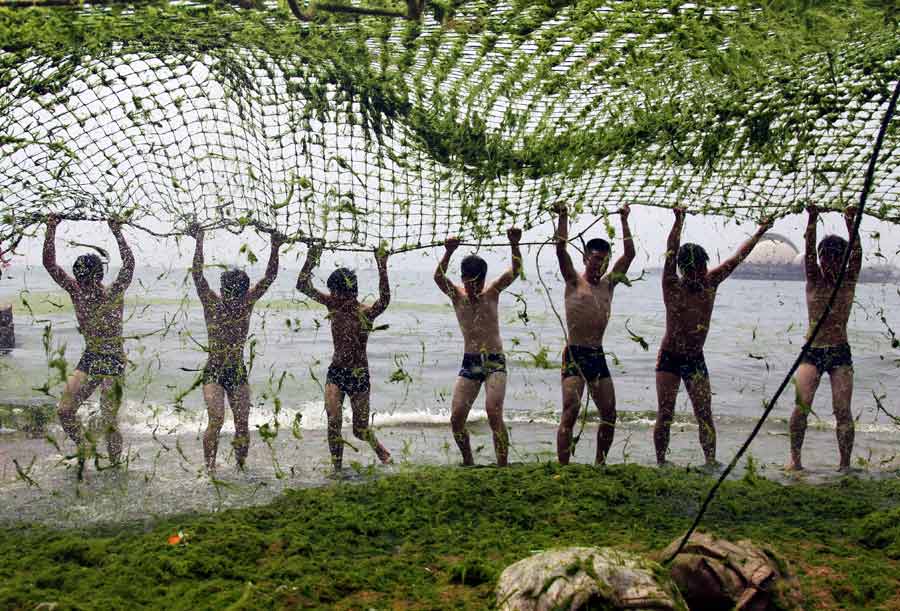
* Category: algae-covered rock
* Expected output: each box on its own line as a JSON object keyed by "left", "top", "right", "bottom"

{"left": 496, "top": 546, "right": 686, "bottom": 611}
{"left": 659, "top": 532, "right": 802, "bottom": 611}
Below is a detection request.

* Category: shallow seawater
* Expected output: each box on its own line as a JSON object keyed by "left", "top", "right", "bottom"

{"left": 1, "top": 265, "right": 899, "bottom": 527}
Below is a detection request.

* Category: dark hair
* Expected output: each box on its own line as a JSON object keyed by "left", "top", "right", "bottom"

{"left": 327, "top": 268, "right": 358, "bottom": 296}
{"left": 818, "top": 234, "right": 848, "bottom": 260}
{"left": 677, "top": 243, "right": 709, "bottom": 272}
{"left": 73, "top": 254, "right": 103, "bottom": 285}
{"left": 221, "top": 269, "right": 250, "bottom": 300}
{"left": 584, "top": 238, "right": 611, "bottom": 256}
{"left": 460, "top": 255, "right": 487, "bottom": 282}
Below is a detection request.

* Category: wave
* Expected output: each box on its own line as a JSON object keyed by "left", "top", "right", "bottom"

{"left": 3, "top": 398, "right": 897, "bottom": 437}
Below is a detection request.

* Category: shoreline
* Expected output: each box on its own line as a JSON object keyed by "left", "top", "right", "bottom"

{"left": 2, "top": 415, "right": 899, "bottom": 530}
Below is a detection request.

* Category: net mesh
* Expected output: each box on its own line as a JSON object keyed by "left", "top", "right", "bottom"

{"left": 1, "top": 0, "right": 898, "bottom": 252}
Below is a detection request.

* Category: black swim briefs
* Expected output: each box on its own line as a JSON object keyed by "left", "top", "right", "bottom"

{"left": 326, "top": 364, "right": 371, "bottom": 395}
{"left": 801, "top": 343, "right": 853, "bottom": 375}
{"left": 562, "top": 345, "right": 611, "bottom": 382}
{"left": 76, "top": 351, "right": 126, "bottom": 378}
{"left": 202, "top": 359, "right": 249, "bottom": 393}
{"left": 458, "top": 352, "right": 507, "bottom": 382}
{"left": 655, "top": 349, "right": 709, "bottom": 381}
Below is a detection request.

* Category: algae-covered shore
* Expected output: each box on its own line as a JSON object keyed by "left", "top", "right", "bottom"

{"left": 1, "top": 464, "right": 899, "bottom": 610}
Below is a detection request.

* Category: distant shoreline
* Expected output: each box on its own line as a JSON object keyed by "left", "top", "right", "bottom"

{"left": 643, "top": 265, "right": 900, "bottom": 283}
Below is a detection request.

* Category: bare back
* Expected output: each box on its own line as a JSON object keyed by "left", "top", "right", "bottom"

{"left": 327, "top": 301, "right": 378, "bottom": 368}
{"left": 43, "top": 219, "right": 135, "bottom": 358}
{"left": 69, "top": 286, "right": 127, "bottom": 356}
{"left": 805, "top": 275, "right": 855, "bottom": 346}
{"left": 659, "top": 210, "right": 770, "bottom": 355}
{"left": 660, "top": 279, "right": 717, "bottom": 354}
{"left": 201, "top": 297, "right": 255, "bottom": 366}
{"left": 801, "top": 208, "right": 861, "bottom": 347}
{"left": 564, "top": 275, "right": 614, "bottom": 347}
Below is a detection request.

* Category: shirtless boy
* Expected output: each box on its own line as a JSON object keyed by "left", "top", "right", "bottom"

{"left": 555, "top": 203, "right": 635, "bottom": 465}
{"left": 43, "top": 215, "right": 134, "bottom": 468}
{"left": 654, "top": 208, "right": 772, "bottom": 467}
{"left": 297, "top": 241, "right": 392, "bottom": 471}
{"left": 434, "top": 228, "right": 522, "bottom": 467}
{"left": 189, "top": 224, "right": 285, "bottom": 472}
{"left": 788, "top": 206, "right": 861, "bottom": 472}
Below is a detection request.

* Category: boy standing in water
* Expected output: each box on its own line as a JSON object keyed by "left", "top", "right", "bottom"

{"left": 555, "top": 203, "right": 635, "bottom": 465}
{"left": 434, "top": 227, "right": 522, "bottom": 467}
{"left": 189, "top": 224, "right": 285, "bottom": 472}
{"left": 654, "top": 208, "right": 772, "bottom": 467}
{"left": 43, "top": 215, "right": 134, "bottom": 468}
{"left": 297, "top": 241, "right": 392, "bottom": 471}
{"left": 788, "top": 206, "right": 861, "bottom": 472}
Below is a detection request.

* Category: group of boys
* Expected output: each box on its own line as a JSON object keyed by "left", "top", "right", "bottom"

{"left": 39, "top": 202, "right": 861, "bottom": 474}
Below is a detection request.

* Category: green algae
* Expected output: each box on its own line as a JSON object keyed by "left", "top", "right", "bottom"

{"left": 0, "top": 402, "right": 55, "bottom": 434}
{"left": 0, "top": 464, "right": 898, "bottom": 609}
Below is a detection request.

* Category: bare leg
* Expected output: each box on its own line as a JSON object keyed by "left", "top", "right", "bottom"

{"left": 450, "top": 377, "right": 482, "bottom": 466}
{"left": 349, "top": 391, "right": 391, "bottom": 464}
{"left": 589, "top": 377, "right": 617, "bottom": 465}
{"left": 325, "top": 383, "right": 345, "bottom": 471}
{"left": 830, "top": 366, "right": 854, "bottom": 471}
{"left": 654, "top": 371, "right": 680, "bottom": 465}
{"left": 57, "top": 370, "right": 99, "bottom": 449}
{"left": 685, "top": 373, "right": 716, "bottom": 466}
{"left": 228, "top": 383, "right": 252, "bottom": 470}
{"left": 484, "top": 372, "right": 509, "bottom": 467}
{"left": 99, "top": 377, "right": 124, "bottom": 465}
{"left": 788, "top": 363, "right": 821, "bottom": 471}
{"left": 557, "top": 376, "right": 585, "bottom": 465}
{"left": 202, "top": 383, "right": 226, "bottom": 472}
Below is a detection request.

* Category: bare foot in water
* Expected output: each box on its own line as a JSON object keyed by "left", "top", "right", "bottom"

{"left": 784, "top": 460, "right": 804, "bottom": 472}
{"left": 701, "top": 460, "right": 723, "bottom": 473}
{"left": 376, "top": 447, "right": 392, "bottom": 465}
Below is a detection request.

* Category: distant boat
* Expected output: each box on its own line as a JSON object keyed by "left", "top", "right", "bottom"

{"left": 732, "top": 233, "right": 900, "bottom": 283}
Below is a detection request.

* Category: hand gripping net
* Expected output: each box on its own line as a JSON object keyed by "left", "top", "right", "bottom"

{"left": 0, "top": 0, "right": 898, "bottom": 253}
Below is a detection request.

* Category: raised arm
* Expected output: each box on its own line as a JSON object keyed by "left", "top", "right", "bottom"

{"left": 608, "top": 204, "right": 635, "bottom": 285}
{"left": 367, "top": 246, "right": 391, "bottom": 319}
{"left": 434, "top": 237, "right": 460, "bottom": 298}
{"left": 188, "top": 223, "right": 215, "bottom": 303}
{"left": 844, "top": 206, "right": 863, "bottom": 282}
{"left": 554, "top": 202, "right": 578, "bottom": 284}
{"left": 803, "top": 206, "right": 820, "bottom": 283}
{"left": 296, "top": 241, "right": 332, "bottom": 306}
{"left": 489, "top": 227, "right": 523, "bottom": 293}
{"left": 108, "top": 218, "right": 135, "bottom": 297}
{"left": 42, "top": 215, "right": 77, "bottom": 293}
{"left": 247, "top": 232, "right": 285, "bottom": 303}
{"left": 707, "top": 215, "right": 773, "bottom": 286}
{"left": 662, "top": 208, "right": 685, "bottom": 288}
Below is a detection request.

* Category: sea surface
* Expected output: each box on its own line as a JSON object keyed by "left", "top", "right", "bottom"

{"left": 2, "top": 259, "right": 899, "bottom": 526}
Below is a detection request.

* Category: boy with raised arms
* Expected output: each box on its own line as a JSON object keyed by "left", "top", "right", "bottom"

{"left": 188, "top": 223, "right": 285, "bottom": 472}
{"left": 43, "top": 214, "right": 134, "bottom": 469}
{"left": 788, "top": 206, "right": 861, "bottom": 472}
{"left": 654, "top": 208, "right": 772, "bottom": 467}
{"left": 297, "top": 241, "right": 392, "bottom": 471}
{"left": 554, "top": 202, "right": 635, "bottom": 465}
{"left": 434, "top": 228, "right": 522, "bottom": 467}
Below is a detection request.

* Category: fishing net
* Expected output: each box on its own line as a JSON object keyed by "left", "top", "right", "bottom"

{"left": 1, "top": 0, "right": 898, "bottom": 255}
{"left": 1, "top": 1, "right": 900, "bottom": 528}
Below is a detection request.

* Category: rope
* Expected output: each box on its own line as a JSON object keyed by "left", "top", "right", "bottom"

{"left": 663, "top": 75, "right": 900, "bottom": 565}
